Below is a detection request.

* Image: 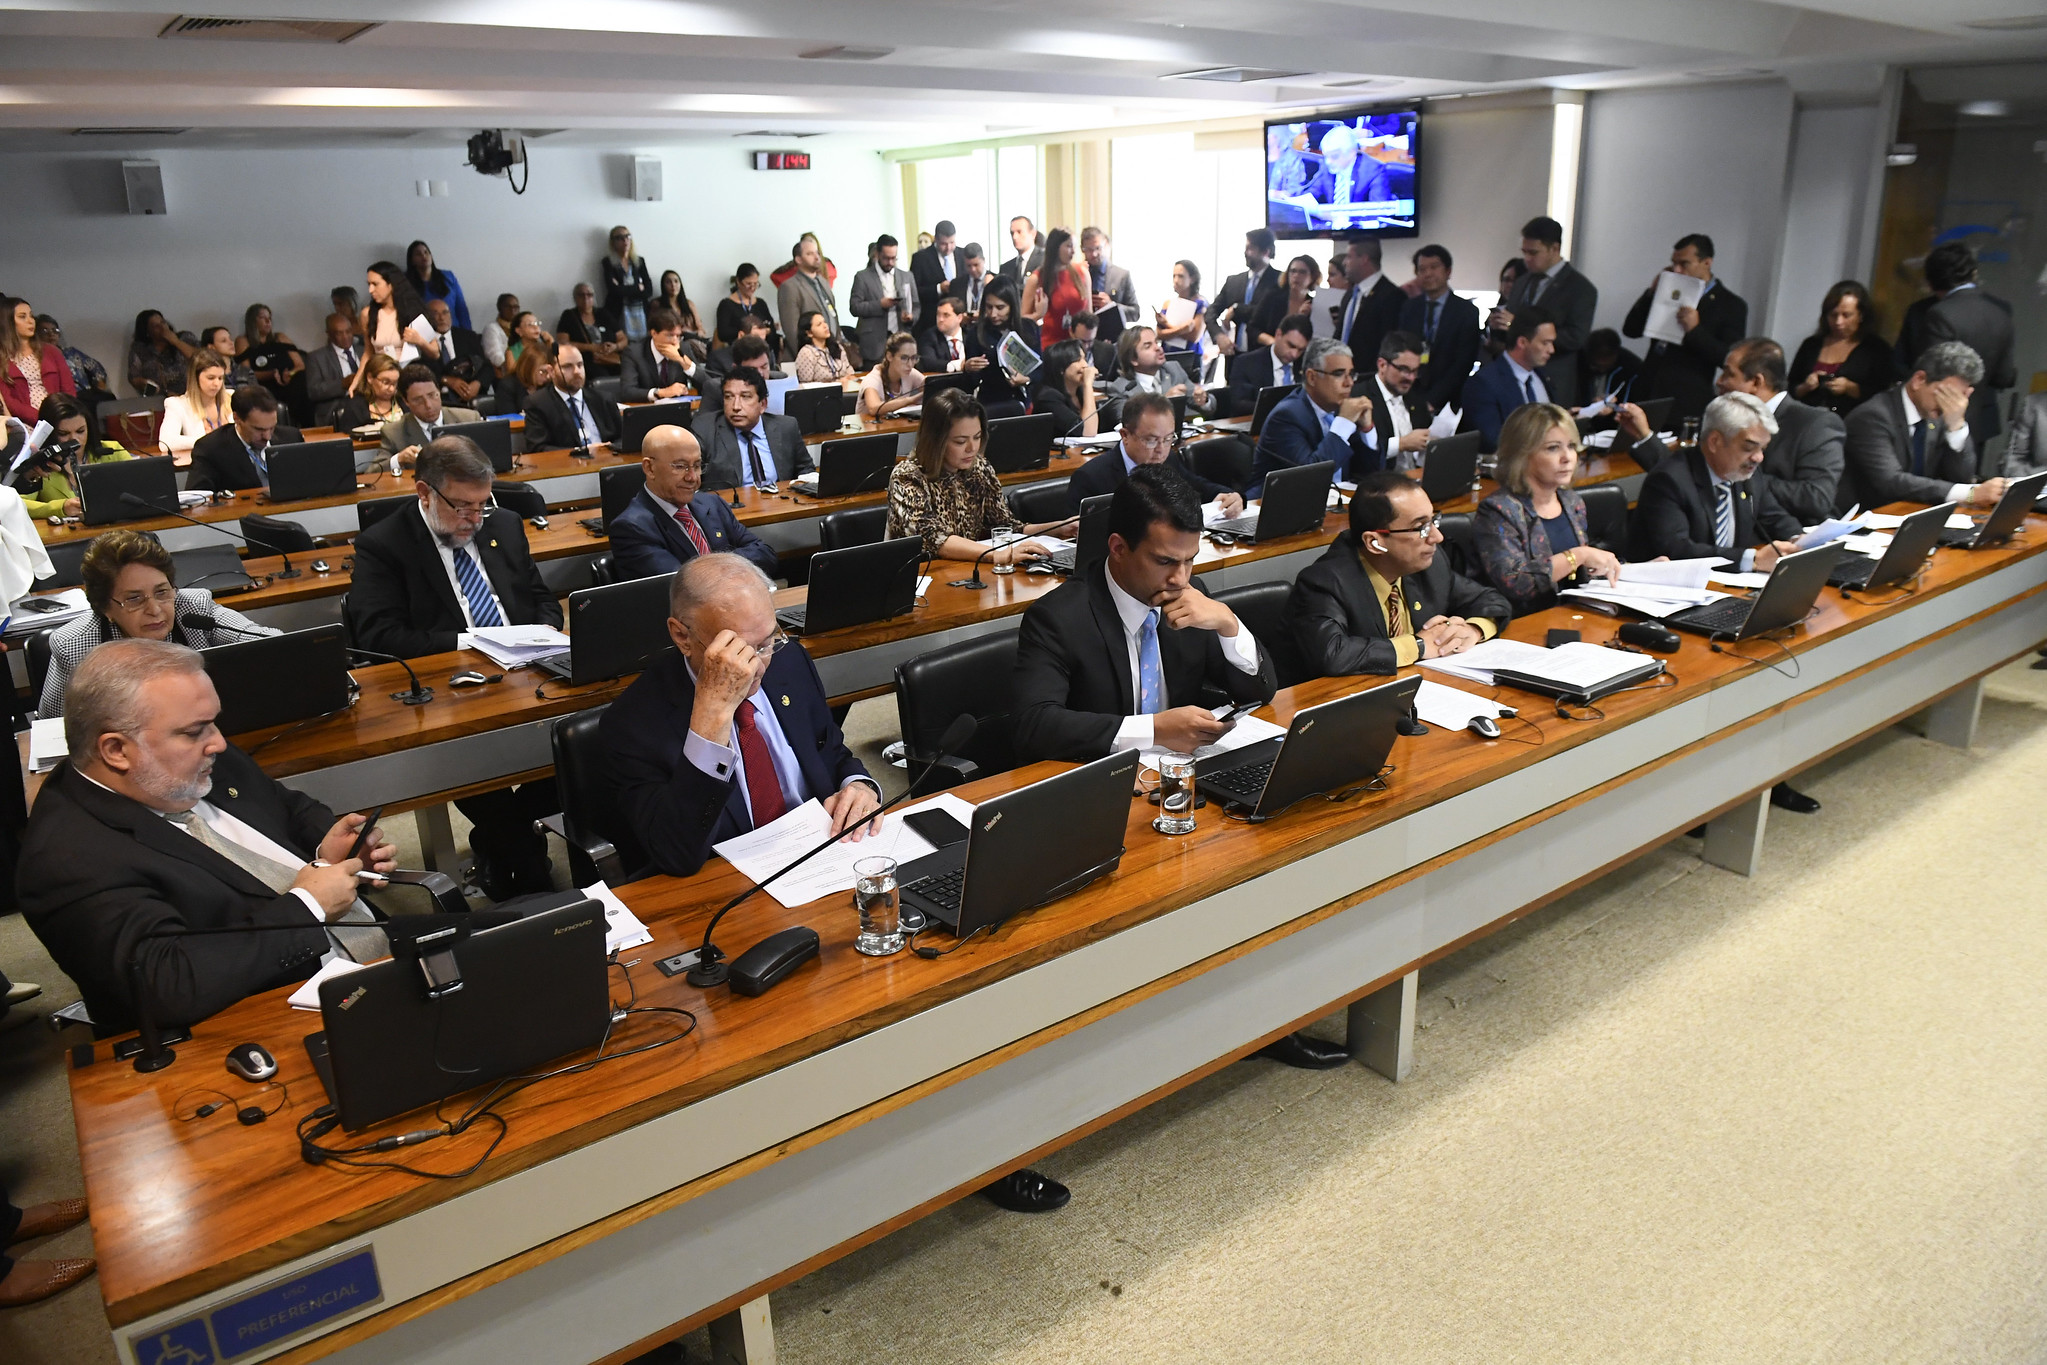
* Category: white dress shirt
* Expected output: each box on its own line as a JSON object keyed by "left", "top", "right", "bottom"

{"left": 678, "top": 659, "right": 878, "bottom": 816}
{"left": 331, "top": 342, "right": 359, "bottom": 376}
{"left": 1363, "top": 373, "right": 1414, "bottom": 463}
{"left": 555, "top": 385, "right": 604, "bottom": 446}
{"left": 1102, "top": 567, "right": 1261, "bottom": 750}
{"left": 421, "top": 502, "right": 507, "bottom": 641}
{"left": 1896, "top": 386, "right": 1973, "bottom": 503}
{"left": 938, "top": 329, "right": 966, "bottom": 372}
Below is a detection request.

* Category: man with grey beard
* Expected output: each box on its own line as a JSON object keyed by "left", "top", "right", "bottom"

{"left": 18, "top": 638, "right": 397, "bottom": 1035}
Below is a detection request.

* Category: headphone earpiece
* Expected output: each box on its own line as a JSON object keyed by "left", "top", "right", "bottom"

{"left": 1368, "top": 539, "right": 1386, "bottom": 553}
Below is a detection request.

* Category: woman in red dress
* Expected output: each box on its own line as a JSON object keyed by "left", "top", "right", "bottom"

{"left": 1020, "top": 229, "right": 1091, "bottom": 347}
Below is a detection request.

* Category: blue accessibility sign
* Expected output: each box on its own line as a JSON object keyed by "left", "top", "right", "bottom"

{"left": 130, "top": 1247, "right": 381, "bottom": 1365}
{"left": 133, "top": 1319, "right": 214, "bottom": 1365}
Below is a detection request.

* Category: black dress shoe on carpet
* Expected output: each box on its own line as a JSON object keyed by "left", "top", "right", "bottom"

{"left": 981, "top": 1169, "right": 1070, "bottom": 1213}
{"left": 1257, "top": 1031, "right": 1350, "bottom": 1070}
{"left": 1769, "top": 782, "right": 1820, "bottom": 814}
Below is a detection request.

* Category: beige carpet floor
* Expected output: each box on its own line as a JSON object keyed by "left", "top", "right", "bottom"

{"left": 6, "top": 668, "right": 2047, "bottom": 1364}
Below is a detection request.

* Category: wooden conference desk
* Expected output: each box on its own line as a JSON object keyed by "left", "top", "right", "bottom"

{"left": 69, "top": 508, "right": 2047, "bottom": 1365}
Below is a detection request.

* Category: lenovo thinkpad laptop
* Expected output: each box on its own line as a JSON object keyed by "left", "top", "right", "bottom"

{"left": 170, "top": 543, "right": 256, "bottom": 596}
{"left": 985, "top": 413, "right": 1059, "bottom": 473}
{"left": 78, "top": 455, "right": 177, "bottom": 526}
{"left": 1829, "top": 502, "right": 1952, "bottom": 590}
{"left": 1212, "top": 459, "right": 1334, "bottom": 541}
{"left": 200, "top": 624, "right": 352, "bottom": 736}
{"left": 1666, "top": 541, "right": 1844, "bottom": 639}
{"left": 1047, "top": 493, "right": 1112, "bottom": 575}
{"left": 578, "top": 463, "right": 648, "bottom": 534}
{"left": 265, "top": 438, "right": 358, "bottom": 503}
{"left": 784, "top": 385, "right": 856, "bottom": 437}
{"left": 614, "top": 401, "right": 695, "bottom": 456}
{"left": 1196, "top": 674, "right": 1418, "bottom": 818}
{"left": 897, "top": 749, "right": 1136, "bottom": 939}
{"left": 1248, "top": 384, "right": 1292, "bottom": 438}
{"left": 440, "top": 419, "right": 515, "bottom": 473}
{"left": 535, "top": 573, "right": 677, "bottom": 684}
{"left": 1418, "top": 432, "right": 1481, "bottom": 507}
{"left": 794, "top": 433, "right": 899, "bottom": 498}
{"left": 1938, "top": 470, "right": 2047, "bottom": 549}
{"left": 777, "top": 536, "right": 923, "bottom": 635}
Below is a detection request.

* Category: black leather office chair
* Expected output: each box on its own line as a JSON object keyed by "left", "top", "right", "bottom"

{"left": 1212, "top": 581, "right": 1308, "bottom": 689}
{"left": 588, "top": 376, "right": 623, "bottom": 406}
{"left": 1006, "top": 478, "right": 1071, "bottom": 526}
{"left": 241, "top": 514, "right": 315, "bottom": 556}
{"left": 587, "top": 553, "right": 615, "bottom": 587}
{"left": 539, "top": 706, "right": 647, "bottom": 886}
{"left": 492, "top": 480, "right": 546, "bottom": 520}
{"left": 894, "top": 634, "right": 1020, "bottom": 788}
{"left": 1579, "top": 482, "right": 1628, "bottom": 549}
{"left": 1189, "top": 437, "right": 1253, "bottom": 492}
{"left": 1438, "top": 512, "right": 1481, "bottom": 580}
{"left": 819, "top": 506, "right": 888, "bottom": 551}
{"left": 356, "top": 494, "right": 413, "bottom": 531}
{"left": 25, "top": 630, "right": 55, "bottom": 706}
{"left": 33, "top": 540, "right": 89, "bottom": 592}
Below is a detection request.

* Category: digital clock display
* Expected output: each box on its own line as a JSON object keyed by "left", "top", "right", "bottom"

{"left": 752, "top": 151, "right": 812, "bottom": 171}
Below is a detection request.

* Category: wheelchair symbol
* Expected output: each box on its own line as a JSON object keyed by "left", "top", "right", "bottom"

{"left": 135, "top": 1319, "right": 213, "bottom": 1365}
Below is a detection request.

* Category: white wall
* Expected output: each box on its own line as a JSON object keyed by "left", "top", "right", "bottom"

{"left": 0, "top": 140, "right": 893, "bottom": 391}
{"left": 1766, "top": 101, "right": 1887, "bottom": 346}
{"left": 1576, "top": 81, "right": 1797, "bottom": 338}
{"left": 1413, "top": 100, "right": 1554, "bottom": 295}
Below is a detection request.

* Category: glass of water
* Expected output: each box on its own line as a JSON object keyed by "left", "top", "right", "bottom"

{"left": 854, "top": 856, "right": 905, "bottom": 956}
{"left": 1149, "top": 754, "right": 1199, "bottom": 836}
{"left": 1680, "top": 415, "right": 1701, "bottom": 447}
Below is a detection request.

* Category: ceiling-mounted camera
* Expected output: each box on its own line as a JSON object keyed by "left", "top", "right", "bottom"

{"left": 465, "top": 130, "right": 529, "bottom": 193}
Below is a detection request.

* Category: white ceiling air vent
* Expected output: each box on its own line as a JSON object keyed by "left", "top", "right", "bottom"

{"left": 1961, "top": 15, "right": 2047, "bottom": 30}
{"left": 1164, "top": 67, "right": 1309, "bottom": 83}
{"left": 159, "top": 16, "right": 381, "bottom": 43}
{"left": 800, "top": 46, "right": 892, "bottom": 61}
{"left": 732, "top": 130, "right": 825, "bottom": 138}
{"left": 1324, "top": 77, "right": 1392, "bottom": 89}
{"left": 75, "top": 127, "right": 190, "bottom": 136}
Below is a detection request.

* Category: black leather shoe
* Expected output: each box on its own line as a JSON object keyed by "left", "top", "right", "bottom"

{"left": 1769, "top": 781, "right": 1820, "bottom": 814}
{"left": 468, "top": 847, "right": 517, "bottom": 902}
{"left": 1257, "top": 1031, "right": 1350, "bottom": 1069}
{"left": 981, "top": 1168, "right": 1070, "bottom": 1214}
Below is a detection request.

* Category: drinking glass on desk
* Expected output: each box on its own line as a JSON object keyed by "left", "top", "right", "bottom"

{"left": 1680, "top": 416, "right": 1700, "bottom": 447}
{"left": 854, "top": 856, "right": 905, "bottom": 956}
{"left": 1144, "top": 754, "right": 1200, "bottom": 835}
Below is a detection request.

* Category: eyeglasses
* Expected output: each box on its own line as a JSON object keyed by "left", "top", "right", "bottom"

{"left": 110, "top": 585, "right": 177, "bottom": 613}
{"left": 426, "top": 482, "right": 496, "bottom": 518}
{"left": 1384, "top": 362, "right": 1421, "bottom": 378}
{"left": 1127, "top": 432, "right": 1174, "bottom": 451}
{"left": 1313, "top": 366, "right": 1356, "bottom": 382}
{"left": 1379, "top": 516, "right": 1443, "bottom": 536}
{"left": 751, "top": 631, "right": 793, "bottom": 659}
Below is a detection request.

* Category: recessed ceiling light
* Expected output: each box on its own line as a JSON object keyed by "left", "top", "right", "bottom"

{"left": 800, "top": 46, "right": 892, "bottom": 61}
{"left": 1163, "top": 67, "right": 1309, "bottom": 83}
{"left": 1324, "top": 77, "right": 1391, "bottom": 89}
{"left": 1959, "top": 99, "right": 2012, "bottom": 116}
{"left": 1887, "top": 142, "right": 1918, "bottom": 166}
{"left": 1684, "top": 67, "right": 1771, "bottom": 79}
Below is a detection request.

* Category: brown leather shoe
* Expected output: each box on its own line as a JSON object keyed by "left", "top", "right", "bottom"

{"left": 0, "top": 1257, "right": 96, "bottom": 1308}
{"left": 10, "top": 1199, "right": 87, "bottom": 1244}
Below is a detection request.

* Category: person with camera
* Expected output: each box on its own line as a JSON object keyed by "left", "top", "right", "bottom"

{"left": 15, "top": 394, "right": 130, "bottom": 522}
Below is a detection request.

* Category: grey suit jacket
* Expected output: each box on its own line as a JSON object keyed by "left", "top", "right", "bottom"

{"left": 1095, "top": 264, "right": 1139, "bottom": 315}
{"left": 304, "top": 342, "right": 364, "bottom": 414}
{"left": 1759, "top": 397, "right": 1845, "bottom": 526}
{"left": 1104, "top": 360, "right": 1214, "bottom": 426}
{"left": 1925, "top": 286, "right": 2016, "bottom": 449}
{"left": 379, "top": 406, "right": 482, "bottom": 455}
{"left": 2003, "top": 391, "right": 2047, "bottom": 478}
{"left": 1506, "top": 261, "right": 1597, "bottom": 405}
{"left": 690, "top": 410, "right": 814, "bottom": 490}
{"left": 1839, "top": 384, "right": 1977, "bottom": 514}
{"left": 776, "top": 272, "right": 841, "bottom": 363}
{"left": 848, "top": 266, "right": 918, "bottom": 362}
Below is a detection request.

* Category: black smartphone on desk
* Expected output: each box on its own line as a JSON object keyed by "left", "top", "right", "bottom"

{"left": 1546, "top": 629, "right": 1582, "bottom": 649}
{"left": 904, "top": 809, "right": 969, "bottom": 849}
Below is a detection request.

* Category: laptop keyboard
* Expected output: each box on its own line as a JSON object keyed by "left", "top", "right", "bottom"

{"left": 775, "top": 605, "right": 808, "bottom": 631}
{"left": 1210, "top": 513, "right": 1261, "bottom": 537}
{"left": 1936, "top": 526, "right": 1984, "bottom": 548}
{"left": 905, "top": 867, "right": 964, "bottom": 913}
{"left": 535, "top": 651, "right": 572, "bottom": 679}
{"left": 1204, "top": 758, "right": 1274, "bottom": 800}
{"left": 1827, "top": 558, "right": 1877, "bottom": 589}
{"left": 1678, "top": 596, "right": 1754, "bottom": 634}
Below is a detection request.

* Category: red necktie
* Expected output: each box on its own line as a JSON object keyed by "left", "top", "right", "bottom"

{"left": 674, "top": 505, "right": 711, "bottom": 555}
{"left": 734, "top": 701, "right": 787, "bottom": 830}
{"left": 950, "top": 337, "right": 960, "bottom": 362}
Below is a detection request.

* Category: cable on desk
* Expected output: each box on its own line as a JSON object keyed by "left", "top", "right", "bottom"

{"left": 1710, "top": 632, "right": 1801, "bottom": 680}
{"left": 1223, "top": 764, "right": 1395, "bottom": 823}
{"left": 1552, "top": 672, "right": 1679, "bottom": 723}
{"left": 176, "top": 1081, "right": 290, "bottom": 1125}
{"left": 244, "top": 700, "right": 358, "bottom": 757}
{"left": 910, "top": 922, "right": 995, "bottom": 959}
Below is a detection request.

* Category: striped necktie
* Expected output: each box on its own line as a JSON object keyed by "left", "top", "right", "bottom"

{"left": 451, "top": 545, "right": 504, "bottom": 627}
{"left": 1713, "top": 482, "right": 1735, "bottom": 549}
{"left": 674, "top": 504, "right": 712, "bottom": 555}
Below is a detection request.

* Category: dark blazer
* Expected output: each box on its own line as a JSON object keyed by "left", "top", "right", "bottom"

{"left": 1505, "top": 262, "right": 1598, "bottom": 404}
{"left": 1622, "top": 279, "right": 1748, "bottom": 422}
{"left": 186, "top": 423, "right": 305, "bottom": 493}
{"left": 1924, "top": 287, "right": 2017, "bottom": 446}
{"left": 523, "top": 385, "right": 621, "bottom": 451}
{"left": 1012, "top": 562, "right": 1277, "bottom": 763}
{"left": 347, "top": 500, "right": 562, "bottom": 659}
{"left": 907, "top": 245, "right": 963, "bottom": 335}
{"left": 1283, "top": 531, "right": 1511, "bottom": 677}
{"left": 1787, "top": 334, "right": 1895, "bottom": 420}
{"left": 1305, "top": 159, "right": 1395, "bottom": 213}
{"left": 1629, "top": 447, "right": 1802, "bottom": 562}
{"left": 1460, "top": 354, "right": 1540, "bottom": 453}
{"left": 1067, "top": 447, "right": 1228, "bottom": 513}
{"left": 918, "top": 327, "right": 985, "bottom": 375}
{"left": 998, "top": 247, "right": 1045, "bottom": 287}
{"left": 428, "top": 325, "right": 491, "bottom": 385}
{"left": 1473, "top": 488, "right": 1594, "bottom": 615}
{"left": 690, "top": 410, "right": 813, "bottom": 490}
{"left": 1399, "top": 290, "right": 1481, "bottom": 415}
{"left": 1252, "top": 387, "right": 1378, "bottom": 495}
{"left": 1758, "top": 396, "right": 1846, "bottom": 526}
{"left": 1365, "top": 376, "right": 1422, "bottom": 469}
{"left": 601, "top": 647, "right": 871, "bottom": 879}
{"left": 2003, "top": 391, "right": 2047, "bottom": 478}
{"left": 1227, "top": 345, "right": 1299, "bottom": 417}
{"left": 20, "top": 751, "right": 334, "bottom": 1035}
{"left": 608, "top": 486, "right": 779, "bottom": 581}
{"left": 1839, "top": 384, "right": 1979, "bottom": 513}
{"left": 620, "top": 337, "right": 696, "bottom": 401}
{"left": 1339, "top": 276, "right": 1407, "bottom": 367}
{"left": 1210, "top": 266, "right": 1278, "bottom": 347}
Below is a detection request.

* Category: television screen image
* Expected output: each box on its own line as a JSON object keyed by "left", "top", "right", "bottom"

{"left": 1265, "top": 108, "right": 1420, "bottom": 239}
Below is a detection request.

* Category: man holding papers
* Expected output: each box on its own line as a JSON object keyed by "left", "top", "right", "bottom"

{"left": 1284, "top": 469, "right": 1509, "bottom": 675}
{"left": 1621, "top": 234, "right": 1748, "bottom": 423}
{"left": 603, "top": 554, "right": 878, "bottom": 881}
{"left": 1629, "top": 392, "right": 1802, "bottom": 571}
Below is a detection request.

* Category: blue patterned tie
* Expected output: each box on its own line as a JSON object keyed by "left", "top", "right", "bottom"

{"left": 1713, "top": 482, "right": 1735, "bottom": 549}
{"left": 1522, "top": 375, "right": 1538, "bottom": 405}
{"left": 570, "top": 393, "right": 594, "bottom": 446}
{"left": 1136, "top": 609, "right": 1164, "bottom": 715}
{"left": 249, "top": 443, "right": 268, "bottom": 487}
{"left": 451, "top": 546, "right": 504, "bottom": 627}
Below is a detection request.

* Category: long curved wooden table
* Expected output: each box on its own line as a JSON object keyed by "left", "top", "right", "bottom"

{"left": 66, "top": 505, "right": 2047, "bottom": 1365}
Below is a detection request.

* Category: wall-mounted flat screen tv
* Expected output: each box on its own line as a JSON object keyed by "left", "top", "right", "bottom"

{"left": 1264, "top": 107, "right": 1419, "bottom": 238}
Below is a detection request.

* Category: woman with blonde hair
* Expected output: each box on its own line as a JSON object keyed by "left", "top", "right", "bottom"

{"left": 157, "top": 348, "right": 232, "bottom": 460}
{"left": 1472, "top": 402, "right": 1623, "bottom": 614}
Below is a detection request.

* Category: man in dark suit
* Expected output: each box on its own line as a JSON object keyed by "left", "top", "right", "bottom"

{"left": 1398, "top": 244, "right": 1480, "bottom": 418}
{"left": 917, "top": 296, "right": 990, "bottom": 374}
{"left": 1067, "top": 392, "right": 1244, "bottom": 514}
{"left": 523, "top": 343, "right": 621, "bottom": 451}
{"left": 304, "top": 312, "right": 364, "bottom": 426}
{"left": 187, "top": 386, "right": 303, "bottom": 492}
{"left": 997, "top": 216, "right": 1044, "bottom": 287}
{"left": 346, "top": 437, "right": 562, "bottom": 896}
{"left": 690, "top": 367, "right": 813, "bottom": 491}
{"left": 907, "top": 221, "right": 963, "bottom": 337}
{"left": 19, "top": 638, "right": 395, "bottom": 1035}
{"left": 1840, "top": 341, "right": 2009, "bottom": 516}
{"left": 1712, "top": 337, "right": 1844, "bottom": 525}
{"left": 1208, "top": 228, "right": 1280, "bottom": 357}
{"left": 1900, "top": 243, "right": 2017, "bottom": 455}
{"left": 1333, "top": 234, "right": 1406, "bottom": 369}
{"left": 1460, "top": 308, "right": 1554, "bottom": 453}
{"left": 422, "top": 297, "right": 491, "bottom": 409}
{"left": 1364, "top": 331, "right": 1430, "bottom": 471}
{"left": 945, "top": 242, "right": 992, "bottom": 317}
{"left": 1283, "top": 469, "right": 1508, "bottom": 676}
{"left": 1628, "top": 392, "right": 1802, "bottom": 567}
{"left": 1253, "top": 336, "right": 1379, "bottom": 495}
{"left": 610, "top": 425, "right": 779, "bottom": 581}
{"left": 1621, "top": 234, "right": 1748, "bottom": 423}
{"left": 1227, "top": 311, "right": 1312, "bottom": 417}
{"left": 1298, "top": 126, "right": 1395, "bottom": 227}
{"left": 1499, "top": 216, "right": 1597, "bottom": 405}
{"left": 620, "top": 306, "right": 702, "bottom": 403}
{"left": 705, "top": 313, "right": 776, "bottom": 381}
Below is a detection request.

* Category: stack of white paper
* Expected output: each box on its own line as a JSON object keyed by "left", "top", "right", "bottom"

{"left": 1707, "top": 569, "right": 1772, "bottom": 590}
{"left": 9, "top": 588, "right": 91, "bottom": 635}
{"left": 713, "top": 793, "right": 979, "bottom": 909}
{"left": 1862, "top": 511, "right": 1976, "bottom": 532}
{"left": 1413, "top": 680, "right": 1510, "bottom": 730}
{"left": 466, "top": 624, "right": 572, "bottom": 668}
{"left": 1794, "top": 516, "right": 1865, "bottom": 551}
{"left": 1839, "top": 532, "right": 1893, "bottom": 558}
{"left": 1618, "top": 558, "right": 1719, "bottom": 590}
{"left": 1056, "top": 433, "right": 1121, "bottom": 450}
{"left": 1417, "top": 637, "right": 1558, "bottom": 685}
{"left": 1563, "top": 579, "right": 1725, "bottom": 618}
{"left": 27, "top": 716, "right": 67, "bottom": 773}
{"left": 1203, "top": 499, "right": 1248, "bottom": 529}
{"left": 1495, "top": 641, "right": 1664, "bottom": 693}
{"left": 288, "top": 956, "right": 366, "bottom": 1011}
{"left": 580, "top": 881, "right": 654, "bottom": 953}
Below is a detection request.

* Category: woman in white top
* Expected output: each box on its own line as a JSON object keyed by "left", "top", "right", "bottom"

{"left": 157, "top": 348, "right": 231, "bottom": 461}
{"left": 355, "top": 261, "right": 439, "bottom": 376}
{"left": 859, "top": 332, "right": 924, "bottom": 421}
{"left": 0, "top": 482, "right": 55, "bottom": 625}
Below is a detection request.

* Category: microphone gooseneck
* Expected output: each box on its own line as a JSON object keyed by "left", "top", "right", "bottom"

{"left": 117, "top": 491, "right": 303, "bottom": 580}
{"left": 345, "top": 643, "right": 435, "bottom": 706}
{"left": 686, "top": 712, "right": 978, "bottom": 989}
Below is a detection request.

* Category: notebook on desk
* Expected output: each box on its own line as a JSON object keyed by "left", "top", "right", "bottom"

{"left": 776, "top": 536, "right": 923, "bottom": 635}
{"left": 533, "top": 573, "right": 676, "bottom": 684}
{"left": 1211, "top": 460, "right": 1333, "bottom": 541}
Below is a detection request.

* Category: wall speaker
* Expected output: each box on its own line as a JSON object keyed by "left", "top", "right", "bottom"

{"left": 122, "top": 160, "right": 166, "bottom": 215}
{"left": 631, "top": 156, "right": 662, "bottom": 202}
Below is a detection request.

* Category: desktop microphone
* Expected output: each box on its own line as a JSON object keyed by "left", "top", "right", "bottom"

{"left": 949, "top": 532, "right": 1021, "bottom": 591}
{"left": 343, "top": 643, "right": 435, "bottom": 706}
{"left": 118, "top": 491, "right": 304, "bottom": 580}
{"left": 686, "top": 713, "right": 978, "bottom": 989}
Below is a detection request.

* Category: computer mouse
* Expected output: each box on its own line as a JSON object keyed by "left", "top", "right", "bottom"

{"left": 225, "top": 1041, "right": 277, "bottom": 1081}
{"left": 530, "top": 515, "right": 549, "bottom": 530}
{"left": 1467, "top": 715, "right": 1502, "bottom": 740}
{"left": 449, "top": 670, "right": 494, "bottom": 687}
{"left": 311, "top": 559, "right": 331, "bottom": 574}
{"left": 1617, "top": 620, "right": 1681, "bottom": 653}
